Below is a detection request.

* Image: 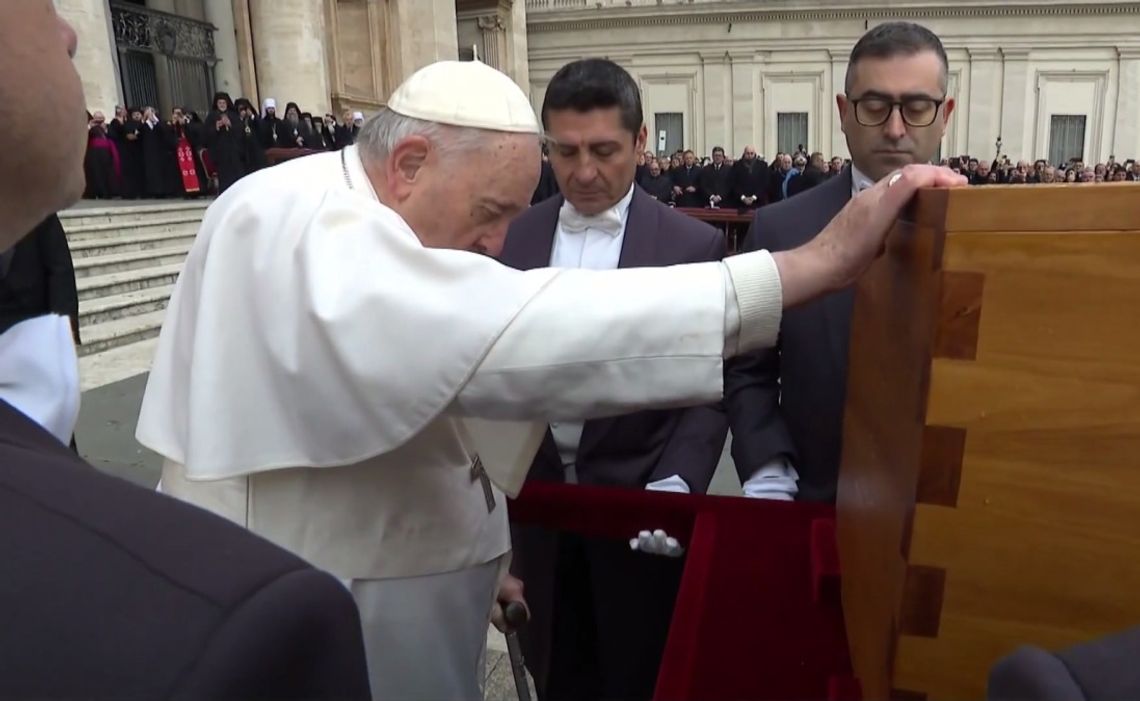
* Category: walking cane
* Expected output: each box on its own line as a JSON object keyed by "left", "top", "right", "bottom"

{"left": 502, "top": 601, "right": 532, "bottom": 701}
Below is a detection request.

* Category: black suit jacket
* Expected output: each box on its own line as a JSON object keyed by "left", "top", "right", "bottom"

{"left": 724, "top": 169, "right": 854, "bottom": 502}
{"left": 787, "top": 166, "right": 828, "bottom": 198}
{"left": 0, "top": 401, "right": 372, "bottom": 700}
{"left": 669, "top": 165, "right": 703, "bottom": 207}
{"left": 730, "top": 158, "right": 770, "bottom": 207}
{"left": 0, "top": 215, "right": 80, "bottom": 343}
{"left": 698, "top": 162, "right": 732, "bottom": 203}
{"left": 501, "top": 186, "right": 729, "bottom": 492}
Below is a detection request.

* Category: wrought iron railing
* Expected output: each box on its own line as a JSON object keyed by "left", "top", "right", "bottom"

{"left": 110, "top": 1, "right": 217, "bottom": 62}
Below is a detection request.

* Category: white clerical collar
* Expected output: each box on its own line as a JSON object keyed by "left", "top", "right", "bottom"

{"left": 343, "top": 145, "right": 381, "bottom": 203}
{"left": 851, "top": 164, "right": 875, "bottom": 196}
{"left": 558, "top": 183, "right": 635, "bottom": 237}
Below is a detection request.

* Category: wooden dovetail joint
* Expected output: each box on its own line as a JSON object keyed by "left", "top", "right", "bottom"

{"left": 899, "top": 565, "right": 946, "bottom": 638}
{"left": 916, "top": 425, "right": 966, "bottom": 508}
{"left": 933, "top": 271, "right": 985, "bottom": 360}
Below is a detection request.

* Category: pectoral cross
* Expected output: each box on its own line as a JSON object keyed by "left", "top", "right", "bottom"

{"left": 470, "top": 454, "right": 496, "bottom": 513}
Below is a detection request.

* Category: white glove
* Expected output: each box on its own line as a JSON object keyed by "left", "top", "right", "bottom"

{"left": 630, "top": 529, "right": 684, "bottom": 557}
{"left": 645, "top": 474, "right": 690, "bottom": 494}
{"left": 742, "top": 459, "right": 799, "bottom": 501}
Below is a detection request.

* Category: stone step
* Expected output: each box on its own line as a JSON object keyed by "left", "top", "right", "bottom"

{"left": 78, "top": 263, "right": 182, "bottom": 302}
{"left": 73, "top": 245, "right": 190, "bottom": 280}
{"left": 79, "top": 285, "right": 174, "bottom": 328}
{"left": 61, "top": 201, "right": 210, "bottom": 229}
{"left": 69, "top": 230, "right": 198, "bottom": 259}
{"left": 78, "top": 309, "right": 166, "bottom": 357}
{"left": 63, "top": 215, "right": 203, "bottom": 243}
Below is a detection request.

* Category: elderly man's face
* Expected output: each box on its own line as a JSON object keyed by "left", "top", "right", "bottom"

{"left": 683, "top": 151, "right": 696, "bottom": 167}
{"left": 976, "top": 162, "right": 990, "bottom": 178}
{"left": 0, "top": 1, "right": 85, "bottom": 248}
{"left": 648, "top": 159, "right": 661, "bottom": 176}
{"left": 391, "top": 130, "right": 539, "bottom": 257}
{"left": 741, "top": 146, "right": 757, "bottom": 161}
{"left": 546, "top": 105, "right": 647, "bottom": 216}
{"left": 1040, "top": 167, "right": 1056, "bottom": 183}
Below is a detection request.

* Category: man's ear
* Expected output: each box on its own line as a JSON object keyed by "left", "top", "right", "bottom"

{"left": 389, "top": 136, "right": 430, "bottom": 184}
{"left": 635, "top": 124, "right": 648, "bottom": 154}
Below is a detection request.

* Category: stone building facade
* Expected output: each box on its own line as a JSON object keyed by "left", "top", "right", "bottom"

{"left": 526, "top": 0, "right": 1140, "bottom": 164}
{"left": 58, "top": 0, "right": 530, "bottom": 119}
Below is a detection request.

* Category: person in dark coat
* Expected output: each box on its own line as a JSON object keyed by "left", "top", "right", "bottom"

{"left": 787, "top": 152, "right": 829, "bottom": 198}
{"left": 235, "top": 98, "right": 267, "bottom": 172}
{"left": 669, "top": 149, "right": 703, "bottom": 207}
{"left": 259, "top": 98, "right": 284, "bottom": 150}
{"left": 140, "top": 106, "right": 177, "bottom": 197}
{"left": 729, "top": 146, "right": 769, "bottom": 209}
{"left": 0, "top": 8, "right": 373, "bottom": 698}
{"left": 118, "top": 107, "right": 146, "bottom": 199}
{"left": 504, "top": 58, "right": 729, "bottom": 701}
{"left": 84, "top": 114, "right": 119, "bottom": 199}
{"left": 697, "top": 146, "right": 732, "bottom": 207}
{"left": 204, "top": 92, "right": 245, "bottom": 194}
{"left": 637, "top": 157, "right": 674, "bottom": 203}
{"left": 0, "top": 215, "right": 79, "bottom": 343}
{"left": 279, "top": 102, "right": 313, "bottom": 149}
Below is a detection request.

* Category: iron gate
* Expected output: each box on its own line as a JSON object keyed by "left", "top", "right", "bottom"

{"left": 111, "top": 2, "right": 218, "bottom": 117}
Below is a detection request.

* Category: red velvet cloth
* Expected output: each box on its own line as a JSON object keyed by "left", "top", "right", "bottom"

{"left": 509, "top": 483, "right": 853, "bottom": 700}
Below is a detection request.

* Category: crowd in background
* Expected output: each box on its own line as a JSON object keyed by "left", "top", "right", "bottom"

{"left": 535, "top": 144, "right": 1140, "bottom": 211}
{"left": 83, "top": 94, "right": 366, "bottom": 201}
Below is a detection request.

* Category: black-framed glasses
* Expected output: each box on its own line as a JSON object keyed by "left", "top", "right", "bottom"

{"left": 851, "top": 96, "right": 945, "bottom": 127}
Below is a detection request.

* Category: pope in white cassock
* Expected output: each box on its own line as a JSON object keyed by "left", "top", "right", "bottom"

{"left": 136, "top": 60, "right": 965, "bottom": 699}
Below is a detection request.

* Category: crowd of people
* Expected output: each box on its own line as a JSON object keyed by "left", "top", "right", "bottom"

{"left": 83, "top": 94, "right": 366, "bottom": 200}
{"left": 539, "top": 144, "right": 1139, "bottom": 212}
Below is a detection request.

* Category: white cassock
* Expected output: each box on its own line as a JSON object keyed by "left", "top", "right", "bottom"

{"left": 136, "top": 145, "right": 783, "bottom": 699}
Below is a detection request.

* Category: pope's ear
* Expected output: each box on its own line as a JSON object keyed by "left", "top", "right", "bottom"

{"left": 389, "top": 135, "right": 430, "bottom": 183}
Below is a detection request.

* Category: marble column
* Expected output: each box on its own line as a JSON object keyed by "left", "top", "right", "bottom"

{"left": 506, "top": 0, "right": 531, "bottom": 97}
{"left": 56, "top": 0, "right": 122, "bottom": 116}
{"left": 248, "top": 0, "right": 330, "bottom": 114}
{"left": 966, "top": 48, "right": 1002, "bottom": 159}
{"left": 828, "top": 49, "right": 848, "bottom": 158}
{"left": 204, "top": 0, "right": 242, "bottom": 99}
{"left": 999, "top": 49, "right": 1031, "bottom": 162}
{"left": 700, "top": 52, "right": 730, "bottom": 155}
{"left": 1113, "top": 47, "right": 1140, "bottom": 161}
{"left": 730, "top": 53, "right": 756, "bottom": 156}
{"left": 477, "top": 14, "right": 506, "bottom": 71}
{"left": 387, "top": 0, "right": 458, "bottom": 83}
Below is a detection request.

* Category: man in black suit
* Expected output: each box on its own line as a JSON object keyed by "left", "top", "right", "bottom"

{"left": 730, "top": 145, "right": 770, "bottom": 208}
{"left": 670, "top": 148, "right": 703, "bottom": 207}
{"left": 0, "top": 215, "right": 79, "bottom": 343}
{"left": 0, "top": 4, "right": 371, "bottom": 698}
{"left": 698, "top": 145, "right": 733, "bottom": 207}
{"left": 725, "top": 21, "right": 956, "bottom": 503}
{"left": 787, "top": 152, "right": 830, "bottom": 198}
{"left": 501, "top": 58, "right": 728, "bottom": 701}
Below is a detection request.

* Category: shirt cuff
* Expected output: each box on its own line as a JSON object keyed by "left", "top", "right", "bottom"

{"left": 723, "top": 250, "right": 783, "bottom": 355}
{"left": 645, "top": 474, "right": 691, "bottom": 494}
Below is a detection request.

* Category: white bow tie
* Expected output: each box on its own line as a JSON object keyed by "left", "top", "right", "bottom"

{"left": 558, "top": 202, "right": 623, "bottom": 237}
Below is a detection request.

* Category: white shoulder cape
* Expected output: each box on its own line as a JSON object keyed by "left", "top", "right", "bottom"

{"left": 136, "top": 150, "right": 558, "bottom": 484}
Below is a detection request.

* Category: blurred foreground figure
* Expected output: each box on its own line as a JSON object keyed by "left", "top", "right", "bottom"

{"left": 0, "top": 4, "right": 371, "bottom": 699}
{"left": 136, "top": 59, "right": 966, "bottom": 699}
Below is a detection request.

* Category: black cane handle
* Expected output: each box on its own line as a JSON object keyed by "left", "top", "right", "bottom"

{"left": 504, "top": 601, "right": 529, "bottom": 630}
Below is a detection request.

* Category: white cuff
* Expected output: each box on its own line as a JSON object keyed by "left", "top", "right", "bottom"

{"left": 723, "top": 251, "right": 783, "bottom": 355}
{"left": 646, "top": 474, "right": 691, "bottom": 494}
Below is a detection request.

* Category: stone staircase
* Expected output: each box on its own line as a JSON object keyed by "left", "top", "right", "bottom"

{"left": 62, "top": 201, "right": 209, "bottom": 356}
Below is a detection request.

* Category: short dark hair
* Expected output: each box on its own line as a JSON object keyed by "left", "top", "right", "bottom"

{"left": 712, "top": 146, "right": 725, "bottom": 156}
{"left": 845, "top": 22, "right": 949, "bottom": 95}
{"left": 542, "top": 58, "right": 643, "bottom": 136}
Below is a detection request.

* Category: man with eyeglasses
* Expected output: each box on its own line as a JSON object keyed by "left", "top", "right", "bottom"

{"left": 725, "top": 21, "right": 956, "bottom": 503}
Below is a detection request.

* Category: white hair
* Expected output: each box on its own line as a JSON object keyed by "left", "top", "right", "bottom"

{"left": 357, "top": 109, "right": 497, "bottom": 162}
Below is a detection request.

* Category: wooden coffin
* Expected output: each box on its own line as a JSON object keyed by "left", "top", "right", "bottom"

{"left": 837, "top": 183, "right": 1140, "bottom": 700}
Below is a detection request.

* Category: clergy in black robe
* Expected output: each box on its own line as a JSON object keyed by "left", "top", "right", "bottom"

{"left": 0, "top": 215, "right": 80, "bottom": 344}
{"left": 235, "top": 99, "right": 267, "bottom": 173}
{"left": 140, "top": 108, "right": 177, "bottom": 198}
{"left": 279, "top": 102, "right": 312, "bottom": 149}
{"left": 118, "top": 108, "right": 147, "bottom": 199}
{"left": 204, "top": 92, "right": 245, "bottom": 194}
{"left": 670, "top": 151, "right": 703, "bottom": 207}
{"left": 303, "top": 114, "right": 333, "bottom": 150}
{"left": 84, "top": 120, "right": 119, "bottom": 200}
{"left": 637, "top": 160, "right": 674, "bottom": 203}
{"left": 260, "top": 99, "right": 283, "bottom": 150}
{"left": 698, "top": 147, "right": 732, "bottom": 207}
{"left": 730, "top": 148, "right": 770, "bottom": 209}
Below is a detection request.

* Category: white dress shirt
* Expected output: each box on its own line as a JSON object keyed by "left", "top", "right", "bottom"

{"left": 549, "top": 186, "right": 633, "bottom": 482}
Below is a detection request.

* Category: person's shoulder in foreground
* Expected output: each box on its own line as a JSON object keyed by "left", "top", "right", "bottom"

{"left": 0, "top": 402, "right": 371, "bottom": 700}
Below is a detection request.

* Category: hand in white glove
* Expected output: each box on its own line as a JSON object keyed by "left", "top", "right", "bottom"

{"left": 630, "top": 529, "right": 684, "bottom": 557}
{"left": 742, "top": 459, "right": 799, "bottom": 501}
